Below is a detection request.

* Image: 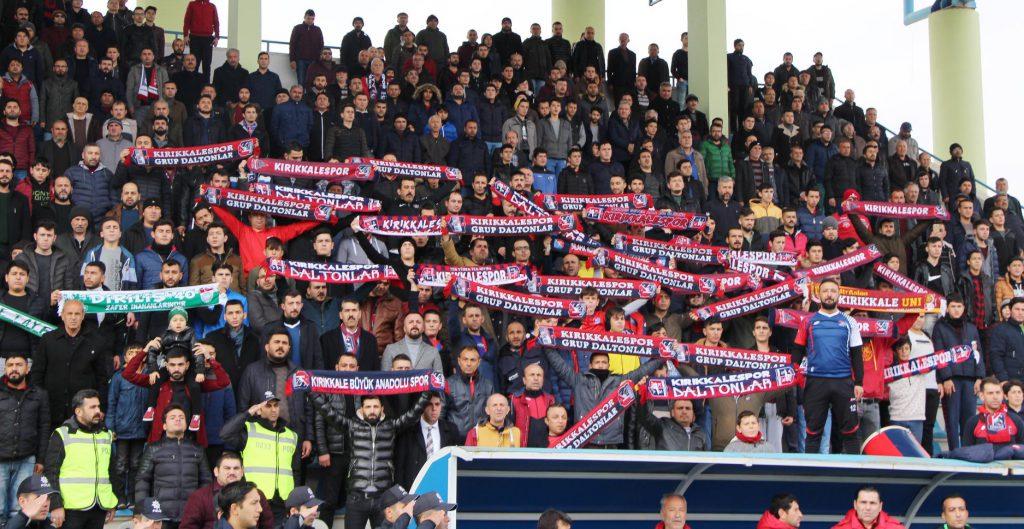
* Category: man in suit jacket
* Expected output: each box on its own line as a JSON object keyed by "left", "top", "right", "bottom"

{"left": 606, "top": 33, "right": 636, "bottom": 102}
{"left": 382, "top": 312, "right": 444, "bottom": 372}
{"left": 320, "top": 299, "right": 380, "bottom": 371}
{"left": 201, "top": 299, "right": 262, "bottom": 390}
{"left": 394, "top": 392, "right": 458, "bottom": 489}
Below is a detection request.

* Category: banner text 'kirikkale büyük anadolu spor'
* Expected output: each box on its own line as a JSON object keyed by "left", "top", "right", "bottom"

{"left": 125, "top": 138, "right": 258, "bottom": 167}
{"left": 550, "top": 381, "right": 637, "bottom": 449}
{"left": 247, "top": 182, "right": 381, "bottom": 212}
{"left": 59, "top": 283, "right": 224, "bottom": 314}
{"left": 524, "top": 275, "right": 659, "bottom": 299}
{"left": 245, "top": 156, "right": 375, "bottom": 181}
{"left": 288, "top": 369, "right": 447, "bottom": 396}
{"left": 415, "top": 263, "right": 530, "bottom": 288}
{"left": 266, "top": 260, "right": 398, "bottom": 284}
{"left": 445, "top": 278, "right": 587, "bottom": 319}
{"left": 346, "top": 157, "right": 463, "bottom": 181}
{"left": 200, "top": 185, "right": 340, "bottom": 222}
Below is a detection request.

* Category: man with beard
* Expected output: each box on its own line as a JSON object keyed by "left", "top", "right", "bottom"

{"left": 220, "top": 392, "right": 299, "bottom": 524}
{"left": 43, "top": 389, "right": 117, "bottom": 529}
{"left": 757, "top": 494, "right": 803, "bottom": 529}
{"left": 793, "top": 278, "right": 864, "bottom": 454}
{"left": 237, "top": 330, "right": 312, "bottom": 467}
{"left": 0, "top": 160, "right": 31, "bottom": 257}
{"left": 55, "top": 207, "right": 100, "bottom": 261}
{"left": 271, "top": 290, "right": 324, "bottom": 370}
{"left": 178, "top": 452, "right": 273, "bottom": 529}
{"left": 320, "top": 299, "right": 379, "bottom": 372}
{"left": 132, "top": 260, "right": 184, "bottom": 341}
{"left": 312, "top": 387, "right": 428, "bottom": 529}
{"left": 133, "top": 405, "right": 211, "bottom": 525}
{"left": 382, "top": 313, "right": 443, "bottom": 372}
{"left": 66, "top": 144, "right": 114, "bottom": 224}
{"left": 0, "top": 351, "right": 49, "bottom": 528}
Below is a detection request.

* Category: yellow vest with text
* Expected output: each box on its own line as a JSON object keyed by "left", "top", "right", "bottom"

{"left": 241, "top": 421, "right": 297, "bottom": 499}
{"left": 56, "top": 426, "right": 117, "bottom": 510}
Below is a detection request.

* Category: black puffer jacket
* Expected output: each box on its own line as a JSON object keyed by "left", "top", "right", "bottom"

{"left": 111, "top": 162, "right": 173, "bottom": 214}
{"left": 134, "top": 435, "right": 212, "bottom": 520}
{"left": 313, "top": 392, "right": 427, "bottom": 493}
{"left": 313, "top": 393, "right": 355, "bottom": 456}
{"left": 0, "top": 380, "right": 50, "bottom": 461}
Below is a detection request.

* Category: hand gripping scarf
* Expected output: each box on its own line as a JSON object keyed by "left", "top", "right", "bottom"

{"left": 289, "top": 369, "right": 446, "bottom": 396}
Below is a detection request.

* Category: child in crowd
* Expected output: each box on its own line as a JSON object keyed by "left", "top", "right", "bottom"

{"left": 724, "top": 410, "right": 773, "bottom": 453}
{"left": 142, "top": 308, "right": 205, "bottom": 431}
{"left": 888, "top": 336, "right": 927, "bottom": 442}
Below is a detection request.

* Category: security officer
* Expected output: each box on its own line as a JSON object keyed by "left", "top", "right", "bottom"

{"left": 44, "top": 389, "right": 118, "bottom": 529}
{"left": 220, "top": 391, "right": 299, "bottom": 524}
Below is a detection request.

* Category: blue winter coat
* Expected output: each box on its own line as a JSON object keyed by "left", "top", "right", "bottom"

{"left": 796, "top": 205, "right": 827, "bottom": 242}
{"left": 447, "top": 135, "right": 488, "bottom": 183}
{"left": 135, "top": 247, "right": 189, "bottom": 289}
{"left": 444, "top": 97, "right": 479, "bottom": 133}
{"left": 270, "top": 100, "right": 313, "bottom": 150}
{"left": 106, "top": 371, "right": 148, "bottom": 440}
{"left": 377, "top": 129, "right": 421, "bottom": 162}
{"left": 988, "top": 320, "right": 1024, "bottom": 381}
{"left": 476, "top": 100, "right": 509, "bottom": 142}
{"left": 203, "top": 385, "right": 237, "bottom": 446}
{"left": 66, "top": 162, "right": 116, "bottom": 223}
{"left": 805, "top": 140, "right": 838, "bottom": 182}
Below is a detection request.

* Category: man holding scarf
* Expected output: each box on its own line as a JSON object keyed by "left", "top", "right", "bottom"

{"left": 962, "top": 377, "right": 1024, "bottom": 448}
{"left": 126, "top": 48, "right": 166, "bottom": 116}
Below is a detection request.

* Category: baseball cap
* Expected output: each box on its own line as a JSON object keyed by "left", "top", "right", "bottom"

{"left": 17, "top": 475, "right": 57, "bottom": 496}
{"left": 285, "top": 486, "right": 324, "bottom": 510}
{"left": 379, "top": 485, "right": 418, "bottom": 509}
{"left": 412, "top": 492, "right": 456, "bottom": 517}
{"left": 262, "top": 390, "right": 281, "bottom": 403}
{"left": 143, "top": 197, "right": 161, "bottom": 209}
{"left": 135, "top": 498, "right": 173, "bottom": 521}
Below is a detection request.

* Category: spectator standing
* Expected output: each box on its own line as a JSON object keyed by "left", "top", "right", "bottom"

{"left": 178, "top": 452, "right": 273, "bottom": 529}
{"left": 44, "top": 389, "right": 117, "bottom": 529}
{"left": 0, "top": 353, "right": 49, "bottom": 526}
{"left": 107, "top": 344, "right": 148, "bottom": 510}
{"left": 182, "top": 0, "right": 219, "bottom": 82}
{"left": 288, "top": 10, "right": 323, "bottom": 88}
{"left": 134, "top": 405, "right": 212, "bottom": 523}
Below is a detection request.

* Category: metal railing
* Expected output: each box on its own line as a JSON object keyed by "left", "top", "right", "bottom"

{"left": 164, "top": 29, "right": 342, "bottom": 55}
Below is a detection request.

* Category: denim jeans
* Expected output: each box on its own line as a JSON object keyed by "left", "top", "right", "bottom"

{"left": 0, "top": 456, "right": 34, "bottom": 521}
{"left": 942, "top": 377, "right": 978, "bottom": 450}
{"left": 296, "top": 59, "right": 313, "bottom": 87}
{"left": 545, "top": 158, "right": 567, "bottom": 176}
{"left": 672, "top": 81, "right": 688, "bottom": 107}
{"left": 891, "top": 420, "right": 924, "bottom": 442}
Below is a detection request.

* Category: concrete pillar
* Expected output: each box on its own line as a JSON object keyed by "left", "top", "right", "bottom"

{"left": 551, "top": 0, "right": 605, "bottom": 50}
{"left": 687, "top": 0, "right": 729, "bottom": 133}
{"left": 146, "top": 0, "right": 190, "bottom": 33}
{"left": 929, "top": 7, "right": 987, "bottom": 183}
{"left": 228, "top": 0, "right": 262, "bottom": 71}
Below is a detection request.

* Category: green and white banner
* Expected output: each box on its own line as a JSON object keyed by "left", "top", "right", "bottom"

{"left": 59, "top": 284, "right": 224, "bottom": 314}
{"left": 0, "top": 302, "right": 56, "bottom": 337}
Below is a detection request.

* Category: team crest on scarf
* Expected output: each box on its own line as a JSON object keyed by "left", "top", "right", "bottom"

{"left": 536, "top": 326, "right": 554, "bottom": 346}
{"left": 238, "top": 139, "right": 256, "bottom": 157}
{"left": 647, "top": 378, "right": 668, "bottom": 398}
{"left": 312, "top": 204, "right": 334, "bottom": 222}
{"left": 292, "top": 370, "right": 311, "bottom": 390}
{"left": 616, "top": 383, "right": 636, "bottom": 406}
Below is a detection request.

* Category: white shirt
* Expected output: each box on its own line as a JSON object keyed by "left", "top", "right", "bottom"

{"left": 420, "top": 418, "right": 441, "bottom": 454}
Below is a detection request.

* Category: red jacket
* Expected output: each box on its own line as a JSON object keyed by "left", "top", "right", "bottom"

{"left": 655, "top": 523, "right": 692, "bottom": 529}
{"left": 0, "top": 122, "right": 35, "bottom": 170}
{"left": 178, "top": 481, "right": 274, "bottom": 529}
{"left": 211, "top": 206, "right": 320, "bottom": 274}
{"left": 183, "top": 0, "right": 220, "bottom": 38}
{"left": 757, "top": 511, "right": 795, "bottom": 529}
{"left": 510, "top": 390, "right": 556, "bottom": 445}
{"left": 121, "top": 348, "right": 230, "bottom": 445}
{"left": 831, "top": 509, "right": 905, "bottom": 529}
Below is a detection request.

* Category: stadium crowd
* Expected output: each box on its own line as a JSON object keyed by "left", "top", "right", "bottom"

{"left": 0, "top": 1, "right": 1016, "bottom": 529}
